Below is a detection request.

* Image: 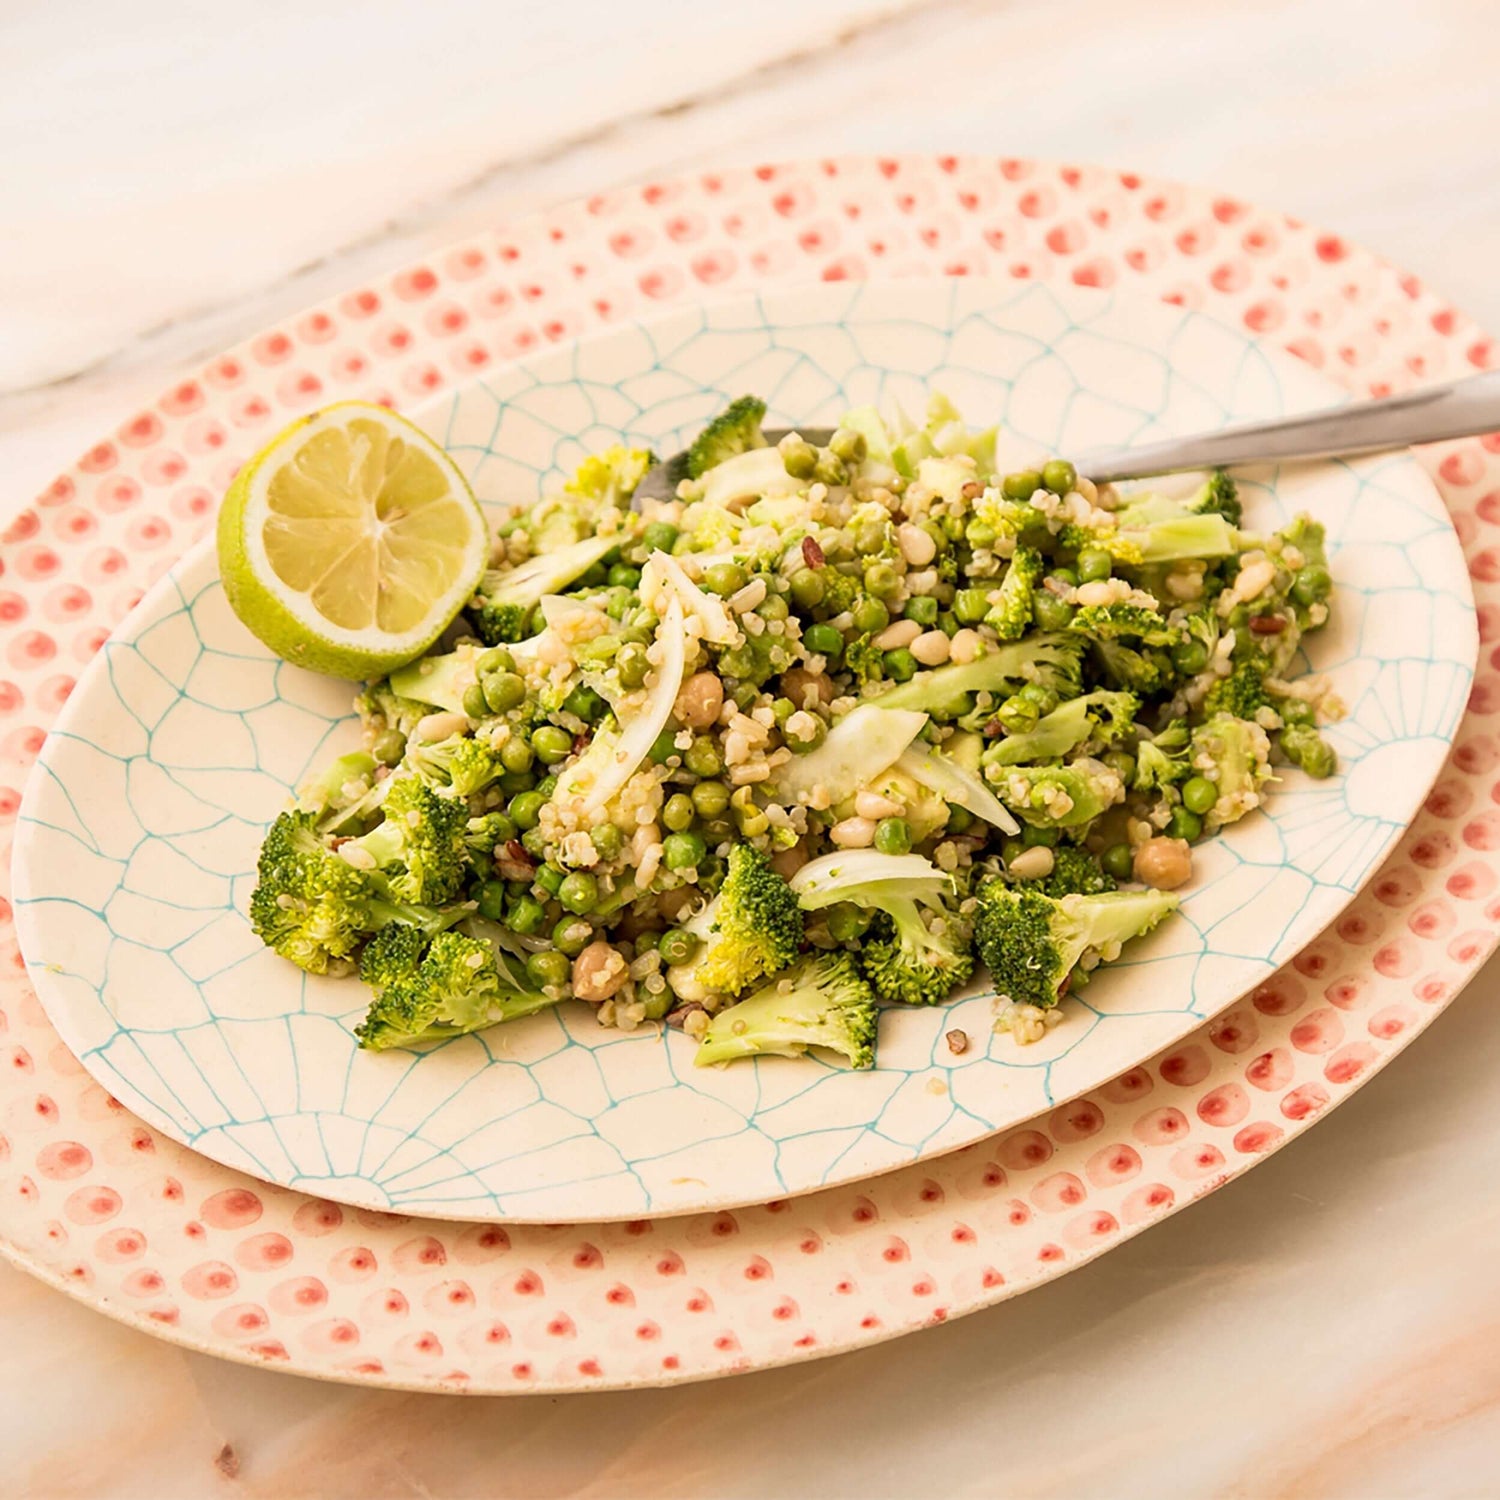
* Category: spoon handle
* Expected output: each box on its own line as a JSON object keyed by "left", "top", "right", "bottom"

{"left": 1075, "top": 371, "right": 1500, "bottom": 482}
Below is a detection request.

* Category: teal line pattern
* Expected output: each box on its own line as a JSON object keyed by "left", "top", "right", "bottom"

{"left": 11, "top": 282, "right": 1477, "bottom": 1222}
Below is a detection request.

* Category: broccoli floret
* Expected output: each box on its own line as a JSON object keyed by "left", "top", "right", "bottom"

{"left": 471, "top": 601, "right": 533, "bottom": 646}
{"left": 973, "top": 882, "right": 1180, "bottom": 1010}
{"left": 1092, "top": 637, "right": 1172, "bottom": 695}
{"left": 1133, "top": 720, "right": 1192, "bottom": 791}
{"left": 357, "top": 681, "right": 432, "bottom": 741}
{"left": 678, "top": 845, "right": 803, "bottom": 997}
{"left": 296, "top": 751, "right": 378, "bottom": 820}
{"left": 843, "top": 637, "right": 888, "bottom": 685}
{"left": 358, "top": 923, "right": 429, "bottom": 992}
{"left": 1189, "top": 470, "right": 1242, "bottom": 526}
{"left": 355, "top": 931, "right": 558, "bottom": 1052}
{"left": 1064, "top": 510, "right": 1239, "bottom": 567}
{"left": 1203, "top": 658, "right": 1270, "bottom": 720}
{"left": 463, "top": 811, "right": 515, "bottom": 865}
{"left": 860, "top": 892, "right": 974, "bottom": 1006}
{"left": 1189, "top": 714, "right": 1274, "bottom": 831}
{"left": 248, "top": 811, "right": 460, "bottom": 975}
{"left": 403, "top": 734, "right": 504, "bottom": 798}
{"left": 876, "top": 633, "right": 1086, "bottom": 716}
{"left": 984, "top": 690, "right": 1139, "bottom": 767}
{"left": 350, "top": 776, "right": 471, "bottom": 905}
{"left": 984, "top": 546, "right": 1042, "bottom": 641}
{"left": 694, "top": 953, "right": 878, "bottom": 1068}
{"left": 1279, "top": 723, "right": 1338, "bottom": 779}
{"left": 984, "top": 757, "right": 1127, "bottom": 829}
{"left": 1033, "top": 845, "right": 1118, "bottom": 898}
{"left": 566, "top": 445, "right": 655, "bottom": 507}
{"left": 686, "top": 396, "right": 768, "bottom": 479}
{"left": 469, "top": 533, "right": 620, "bottom": 646}
{"left": 812, "top": 567, "right": 861, "bottom": 620}
{"left": 1068, "top": 603, "right": 1181, "bottom": 647}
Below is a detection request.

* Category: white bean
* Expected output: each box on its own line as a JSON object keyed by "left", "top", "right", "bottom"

{"left": 411, "top": 711, "right": 469, "bottom": 743}
{"left": 897, "top": 523, "right": 937, "bottom": 567}
{"left": 855, "top": 789, "right": 902, "bottom": 821}
{"left": 1006, "top": 846, "right": 1055, "bottom": 881}
{"left": 872, "top": 619, "right": 922, "bottom": 651}
{"left": 910, "top": 629, "right": 951, "bottom": 666}
{"left": 949, "top": 628, "right": 983, "bottom": 665}
{"left": 829, "top": 817, "right": 877, "bottom": 849}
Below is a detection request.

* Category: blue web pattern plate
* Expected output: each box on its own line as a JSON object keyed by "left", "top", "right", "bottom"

{"left": 11, "top": 282, "right": 1477, "bottom": 1222}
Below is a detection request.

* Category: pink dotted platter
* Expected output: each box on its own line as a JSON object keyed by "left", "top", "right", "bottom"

{"left": 1, "top": 156, "right": 1497, "bottom": 1393}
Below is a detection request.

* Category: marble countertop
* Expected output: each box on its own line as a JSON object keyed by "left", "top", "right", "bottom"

{"left": 6, "top": 1, "right": 1500, "bottom": 1494}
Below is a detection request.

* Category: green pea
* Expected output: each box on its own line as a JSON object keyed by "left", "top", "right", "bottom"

{"left": 1002, "top": 470, "right": 1042, "bottom": 501}
{"left": 658, "top": 928, "right": 700, "bottom": 967}
{"left": 1018, "top": 682, "right": 1060, "bottom": 714}
{"left": 519, "top": 826, "right": 548, "bottom": 858}
{"left": 608, "top": 563, "right": 641, "bottom": 589}
{"left": 662, "top": 793, "right": 695, "bottom": 833}
{"left": 527, "top": 950, "right": 572, "bottom": 990}
{"left": 851, "top": 597, "right": 889, "bottom": 634}
{"left": 671, "top": 743, "right": 714, "bottom": 784}
{"left": 731, "top": 681, "right": 759, "bottom": 711}
{"left": 605, "top": 590, "right": 632, "bottom": 621}
{"left": 803, "top": 622, "right": 844, "bottom": 662}
{"left": 770, "top": 697, "right": 796, "bottom": 727}
{"left": 1168, "top": 807, "right": 1204, "bottom": 842}
{"left": 591, "top": 823, "right": 624, "bottom": 859}
{"left": 945, "top": 804, "right": 973, "bottom": 835}
{"left": 634, "top": 930, "right": 662, "bottom": 956}
{"left": 759, "top": 592, "right": 789, "bottom": 623}
{"left": 953, "top": 588, "right": 990, "bottom": 624}
{"left": 829, "top": 427, "right": 867, "bottom": 464}
{"left": 1280, "top": 698, "right": 1316, "bottom": 728}
{"left": 789, "top": 569, "right": 825, "bottom": 609}
{"left": 1077, "top": 547, "right": 1112, "bottom": 583}
{"left": 642, "top": 521, "right": 679, "bottom": 554}
{"left": 553, "top": 915, "right": 593, "bottom": 957}
{"left": 531, "top": 725, "right": 574, "bottom": 764}
{"left": 1171, "top": 639, "right": 1209, "bottom": 675}
{"left": 462, "top": 683, "right": 490, "bottom": 720}
{"left": 874, "top": 817, "right": 911, "bottom": 855}
{"left": 663, "top": 831, "right": 707, "bottom": 870}
{"left": 534, "top": 863, "right": 566, "bottom": 896}
{"left": 865, "top": 562, "right": 901, "bottom": 599}
{"left": 779, "top": 436, "right": 819, "bottom": 479}
{"left": 649, "top": 729, "right": 680, "bottom": 765}
{"left": 1103, "top": 750, "right": 1137, "bottom": 784}
{"left": 705, "top": 562, "right": 747, "bottom": 598}
{"left": 785, "top": 714, "right": 826, "bottom": 752}
{"left": 1042, "top": 459, "right": 1077, "bottom": 495}
{"left": 825, "top": 903, "right": 872, "bottom": 944}
{"left": 691, "top": 780, "right": 730, "bottom": 817}
{"left": 812, "top": 453, "right": 848, "bottom": 487}
{"left": 853, "top": 519, "right": 888, "bottom": 554}
{"left": 562, "top": 684, "right": 606, "bottom": 722}
{"left": 1032, "top": 593, "right": 1074, "bottom": 632}
{"left": 535, "top": 774, "right": 558, "bottom": 798}
{"left": 616, "top": 642, "right": 650, "bottom": 689}
{"left": 1292, "top": 565, "right": 1332, "bottom": 605}
{"left": 1020, "top": 823, "right": 1058, "bottom": 849}
{"left": 883, "top": 648, "right": 918, "bottom": 683}
{"left": 507, "top": 892, "right": 546, "bottom": 934}
{"left": 558, "top": 872, "right": 598, "bottom": 914}
{"left": 1101, "top": 843, "right": 1135, "bottom": 881}
{"left": 508, "top": 789, "right": 546, "bottom": 830}
{"left": 1182, "top": 775, "right": 1218, "bottom": 815}
{"left": 479, "top": 647, "right": 515, "bottom": 675}
{"left": 1001, "top": 837, "right": 1027, "bottom": 865}
{"left": 371, "top": 729, "right": 406, "bottom": 766}
{"left": 484, "top": 671, "right": 527, "bottom": 714}
{"left": 904, "top": 595, "right": 939, "bottom": 626}
{"left": 1050, "top": 567, "right": 1078, "bottom": 588}
{"left": 499, "top": 735, "right": 533, "bottom": 774}
{"left": 995, "top": 695, "right": 1039, "bottom": 735}
{"left": 476, "top": 879, "right": 507, "bottom": 921}
{"left": 965, "top": 520, "right": 997, "bottom": 549}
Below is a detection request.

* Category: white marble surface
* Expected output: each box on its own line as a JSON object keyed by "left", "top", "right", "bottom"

{"left": 5, "top": 1, "right": 1500, "bottom": 1494}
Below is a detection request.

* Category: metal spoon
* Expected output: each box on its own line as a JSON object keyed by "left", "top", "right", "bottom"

{"left": 632, "top": 371, "right": 1500, "bottom": 503}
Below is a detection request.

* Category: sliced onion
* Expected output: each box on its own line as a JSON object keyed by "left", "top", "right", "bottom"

{"left": 644, "top": 549, "right": 739, "bottom": 645}
{"left": 790, "top": 850, "right": 952, "bottom": 910}
{"left": 897, "top": 745, "right": 1021, "bottom": 835}
{"left": 773, "top": 703, "right": 928, "bottom": 806}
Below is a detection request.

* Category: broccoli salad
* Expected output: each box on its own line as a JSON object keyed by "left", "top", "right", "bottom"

{"left": 249, "top": 394, "right": 1341, "bottom": 1064}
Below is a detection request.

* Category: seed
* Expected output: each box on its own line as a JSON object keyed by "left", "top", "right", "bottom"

{"left": 802, "top": 536, "right": 826, "bottom": 570}
{"left": 946, "top": 1030, "right": 969, "bottom": 1056}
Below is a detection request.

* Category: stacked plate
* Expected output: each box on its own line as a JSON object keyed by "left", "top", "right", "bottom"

{"left": 0, "top": 156, "right": 1493, "bottom": 1393}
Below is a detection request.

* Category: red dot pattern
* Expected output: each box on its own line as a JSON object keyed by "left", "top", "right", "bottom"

{"left": 0, "top": 154, "right": 1496, "bottom": 1394}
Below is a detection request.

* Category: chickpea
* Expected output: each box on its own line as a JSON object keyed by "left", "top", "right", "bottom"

{"left": 674, "top": 671, "right": 724, "bottom": 729}
{"left": 572, "top": 941, "right": 629, "bottom": 1002}
{"left": 1132, "top": 836, "right": 1193, "bottom": 890}
{"left": 656, "top": 885, "right": 698, "bottom": 923}
{"left": 769, "top": 841, "right": 810, "bottom": 879}
{"left": 781, "top": 667, "right": 834, "bottom": 708}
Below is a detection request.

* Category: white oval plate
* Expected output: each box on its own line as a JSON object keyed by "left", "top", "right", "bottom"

{"left": 11, "top": 281, "right": 1476, "bottom": 1222}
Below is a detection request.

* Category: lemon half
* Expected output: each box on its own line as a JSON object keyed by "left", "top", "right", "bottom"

{"left": 217, "top": 402, "right": 488, "bottom": 679}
